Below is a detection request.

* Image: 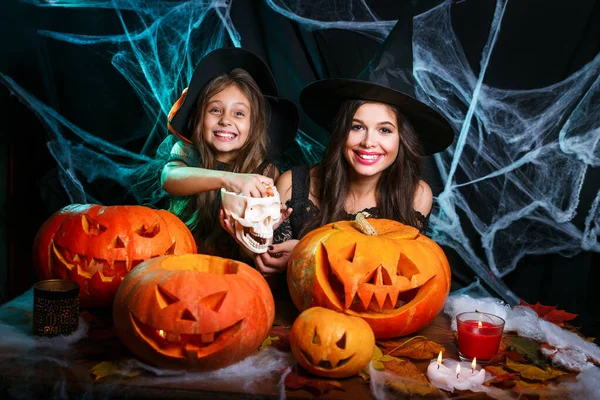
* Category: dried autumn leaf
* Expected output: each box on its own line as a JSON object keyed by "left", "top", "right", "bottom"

{"left": 90, "top": 361, "right": 140, "bottom": 381}
{"left": 483, "top": 365, "right": 519, "bottom": 387}
{"left": 512, "top": 380, "right": 569, "bottom": 398}
{"left": 371, "top": 345, "right": 402, "bottom": 370}
{"left": 378, "top": 336, "right": 445, "bottom": 360}
{"left": 259, "top": 335, "right": 280, "bottom": 351}
{"left": 261, "top": 325, "right": 291, "bottom": 352}
{"left": 520, "top": 300, "right": 578, "bottom": 326}
{"left": 383, "top": 359, "right": 440, "bottom": 397}
{"left": 503, "top": 335, "right": 546, "bottom": 367}
{"left": 505, "top": 358, "right": 567, "bottom": 381}
{"left": 284, "top": 367, "right": 344, "bottom": 397}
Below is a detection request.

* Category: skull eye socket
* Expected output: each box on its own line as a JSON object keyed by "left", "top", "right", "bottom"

{"left": 245, "top": 205, "right": 266, "bottom": 222}
{"left": 268, "top": 203, "right": 280, "bottom": 219}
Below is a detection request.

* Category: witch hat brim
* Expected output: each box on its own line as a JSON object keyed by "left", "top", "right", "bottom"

{"left": 300, "top": 78, "right": 453, "bottom": 155}
{"left": 168, "top": 47, "right": 298, "bottom": 158}
{"left": 299, "top": 3, "right": 453, "bottom": 155}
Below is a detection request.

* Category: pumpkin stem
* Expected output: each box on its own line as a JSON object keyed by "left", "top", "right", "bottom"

{"left": 355, "top": 212, "right": 378, "bottom": 236}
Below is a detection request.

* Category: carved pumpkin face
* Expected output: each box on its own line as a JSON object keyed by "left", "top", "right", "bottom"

{"left": 113, "top": 254, "right": 275, "bottom": 371}
{"left": 33, "top": 204, "right": 197, "bottom": 308}
{"left": 290, "top": 307, "right": 374, "bottom": 378}
{"left": 287, "top": 218, "right": 451, "bottom": 338}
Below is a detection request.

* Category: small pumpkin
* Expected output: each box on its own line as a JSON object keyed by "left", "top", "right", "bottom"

{"left": 33, "top": 204, "right": 197, "bottom": 308}
{"left": 113, "top": 254, "right": 275, "bottom": 371}
{"left": 290, "top": 307, "right": 375, "bottom": 378}
{"left": 287, "top": 214, "right": 451, "bottom": 338}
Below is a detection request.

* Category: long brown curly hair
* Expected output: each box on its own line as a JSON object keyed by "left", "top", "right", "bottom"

{"left": 301, "top": 99, "right": 424, "bottom": 236}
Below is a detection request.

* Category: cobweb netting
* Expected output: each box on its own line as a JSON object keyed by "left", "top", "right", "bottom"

{"left": 2, "top": 0, "right": 599, "bottom": 303}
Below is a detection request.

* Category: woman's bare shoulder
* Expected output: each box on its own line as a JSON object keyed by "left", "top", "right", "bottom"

{"left": 413, "top": 180, "right": 433, "bottom": 216}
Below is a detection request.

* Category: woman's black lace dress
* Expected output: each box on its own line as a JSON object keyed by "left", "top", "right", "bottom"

{"left": 274, "top": 164, "right": 430, "bottom": 243}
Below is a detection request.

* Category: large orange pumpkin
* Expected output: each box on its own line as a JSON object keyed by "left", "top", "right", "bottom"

{"left": 290, "top": 307, "right": 375, "bottom": 378}
{"left": 113, "top": 254, "right": 275, "bottom": 371}
{"left": 287, "top": 215, "right": 451, "bottom": 338}
{"left": 33, "top": 204, "right": 197, "bottom": 308}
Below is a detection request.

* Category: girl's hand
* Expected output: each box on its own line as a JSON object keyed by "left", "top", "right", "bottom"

{"left": 254, "top": 240, "right": 299, "bottom": 277}
{"left": 224, "top": 173, "right": 274, "bottom": 197}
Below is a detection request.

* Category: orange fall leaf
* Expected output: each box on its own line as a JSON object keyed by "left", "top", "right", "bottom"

{"left": 284, "top": 367, "right": 344, "bottom": 397}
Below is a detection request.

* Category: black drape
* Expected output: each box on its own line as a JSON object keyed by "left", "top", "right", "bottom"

{"left": 1, "top": 0, "right": 599, "bottom": 339}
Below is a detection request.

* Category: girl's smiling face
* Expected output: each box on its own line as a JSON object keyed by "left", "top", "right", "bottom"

{"left": 344, "top": 102, "right": 400, "bottom": 179}
{"left": 202, "top": 84, "right": 251, "bottom": 162}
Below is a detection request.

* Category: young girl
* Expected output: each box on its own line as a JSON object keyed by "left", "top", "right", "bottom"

{"left": 162, "top": 47, "right": 297, "bottom": 259}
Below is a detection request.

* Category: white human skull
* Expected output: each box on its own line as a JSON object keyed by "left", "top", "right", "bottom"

{"left": 220, "top": 187, "right": 281, "bottom": 254}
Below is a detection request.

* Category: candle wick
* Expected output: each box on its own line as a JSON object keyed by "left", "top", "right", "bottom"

{"left": 437, "top": 365, "right": 440, "bottom": 369}
{"left": 456, "top": 373, "right": 459, "bottom": 379}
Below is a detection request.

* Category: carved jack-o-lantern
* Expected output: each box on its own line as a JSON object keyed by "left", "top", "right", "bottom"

{"left": 113, "top": 254, "right": 275, "bottom": 371}
{"left": 290, "top": 307, "right": 375, "bottom": 378}
{"left": 221, "top": 187, "right": 281, "bottom": 254}
{"left": 33, "top": 204, "right": 197, "bottom": 308}
{"left": 287, "top": 215, "right": 451, "bottom": 338}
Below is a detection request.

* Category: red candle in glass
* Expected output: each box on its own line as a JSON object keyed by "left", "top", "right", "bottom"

{"left": 457, "top": 312, "right": 505, "bottom": 362}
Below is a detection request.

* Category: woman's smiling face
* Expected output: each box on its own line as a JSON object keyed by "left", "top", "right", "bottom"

{"left": 202, "top": 84, "right": 251, "bottom": 162}
{"left": 344, "top": 102, "right": 400, "bottom": 179}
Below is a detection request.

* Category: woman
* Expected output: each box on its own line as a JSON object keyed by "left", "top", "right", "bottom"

{"left": 250, "top": 70, "right": 454, "bottom": 275}
{"left": 162, "top": 47, "right": 298, "bottom": 259}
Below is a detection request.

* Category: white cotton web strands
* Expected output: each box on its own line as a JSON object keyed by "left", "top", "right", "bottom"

{"left": 2, "top": 0, "right": 598, "bottom": 303}
{"left": 128, "top": 347, "right": 295, "bottom": 395}
{"left": 0, "top": 289, "right": 90, "bottom": 400}
{"left": 412, "top": 0, "right": 600, "bottom": 302}
{"left": 445, "top": 295, "right": 600, "bottom": 396}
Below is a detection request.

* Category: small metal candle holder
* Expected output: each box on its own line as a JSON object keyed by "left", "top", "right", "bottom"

{"left": 33, "top": 279, "right": 80, "bottom": 337}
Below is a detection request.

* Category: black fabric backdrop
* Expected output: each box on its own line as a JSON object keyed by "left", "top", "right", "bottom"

{"left": 1, "top": 0, "right": 599, "bottom": 339}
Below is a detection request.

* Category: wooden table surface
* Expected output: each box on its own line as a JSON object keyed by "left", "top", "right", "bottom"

{"left": 0, "top": 290, "right": 580, "bottom": 400}
{"left": 0, "top": 292, "right": 460, "bottom": 400}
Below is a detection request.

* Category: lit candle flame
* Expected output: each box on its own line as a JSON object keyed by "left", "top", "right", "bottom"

{"left": 436, "top": 350, "right": 442, "bottom": 368}
{"left": 158, "top": 329, "right": 166, "bottom": 339}
{"left": 472, "top": 357, "right": 477, "bottom": 372}
{"left": 456, "top": 362, "right": 461, "bottom": 379}
{"left": 478, "top": 320, "right": 483, "bottom": 329}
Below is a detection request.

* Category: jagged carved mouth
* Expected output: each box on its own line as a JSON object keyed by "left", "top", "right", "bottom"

{"left": 300, "top": 349, "right": 354, "bottom": 370}
{"left": 320, "top": 244, "right": 433, "bottom": 313}
{"left": 242, "top": 226, "right": 269, "bottom": 250}
{"left": 50, "top": 241, "right": 176, "bottom": 281}
{"left": 129, "top": 313, "right": 242, "bottom": 360}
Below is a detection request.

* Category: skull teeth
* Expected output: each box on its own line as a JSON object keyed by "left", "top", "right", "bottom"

{"left": 242, "top": 227, "right": 271, "bottom": 251}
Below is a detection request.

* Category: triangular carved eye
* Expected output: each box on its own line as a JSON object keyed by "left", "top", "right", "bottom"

{"left": 180, "top": 309, "right": 196, "bottom": 321}
{"left": 81, "top": 215, "right": 107, "bottom": 236}
{"left": 199, "top": 291, "right": 227, "bottom": 312}
{"left": 336, "top": 333, "right": 347, "bottom": 349}
{"left": 164, "top": 242, "right": 176, "bottom": 255}
{"left": 135, "top": 222, "right": 160, "bottom": 238}
{"left": 312, "top": 328, "right": 321, "bottom": 345}
{"left": 113, "top": 236, "right": 127, "bottom": 248}
{"left": 339, "top": 243, "right": 356, "bottom": 263}
{"left": 397, "top": 254, "right": 419, "bottom": 279}
{"left": 156, "top": 284, "right": 180, "bottom": 309}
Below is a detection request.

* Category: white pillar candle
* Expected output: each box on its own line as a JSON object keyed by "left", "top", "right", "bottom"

{"left": 426, "top": 355, "right": 486, "bottom": 392}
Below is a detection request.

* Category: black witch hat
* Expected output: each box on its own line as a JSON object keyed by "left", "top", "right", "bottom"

{"left": 168, "top": 47, "right": 298, "bottom": 159}
{"left": 299, "top": 4, "right": 453, "bottom": 155}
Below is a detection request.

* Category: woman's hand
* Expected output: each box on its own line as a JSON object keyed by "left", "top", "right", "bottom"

{"left": 224, "top": 173, "right": 274, "bottom": 197}
{"left": 254, "top": 240, "right": 299, "bottom": 277}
